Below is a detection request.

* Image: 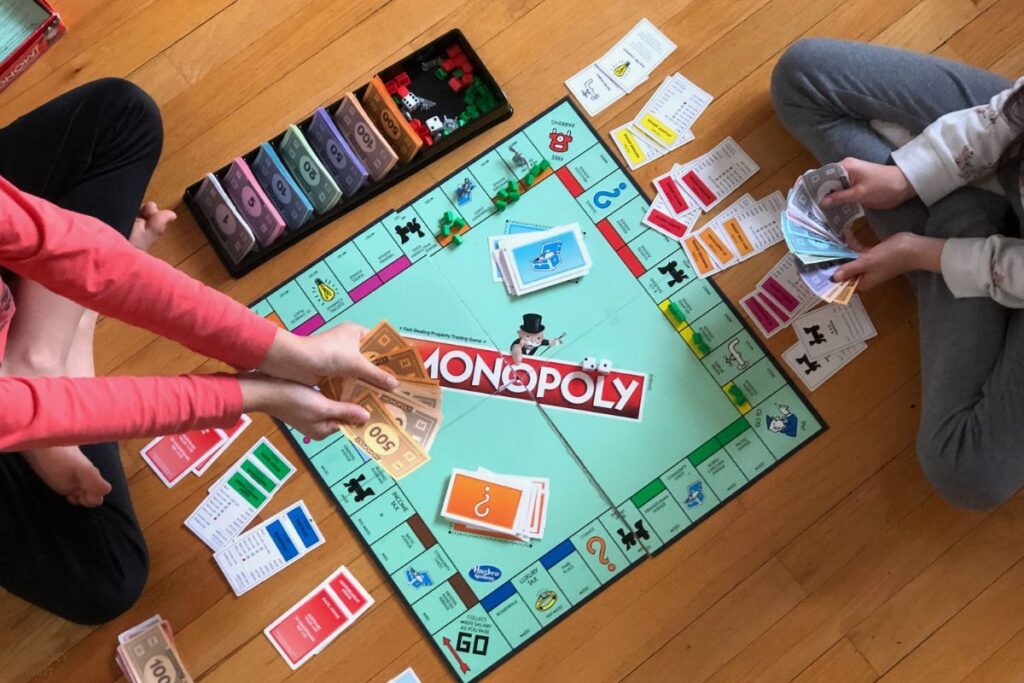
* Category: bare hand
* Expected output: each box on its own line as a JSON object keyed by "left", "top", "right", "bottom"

{"left": 833, "top": 232, "right": 944, "bottom": 290}
{"left": 820, "top": 158, "right": 916, "bottom": 210}
{"left": 239, "top": 374, "right": 374, "bottom": 440}
{"left": 258, "top": 321, "right": 398, "bottom": 391}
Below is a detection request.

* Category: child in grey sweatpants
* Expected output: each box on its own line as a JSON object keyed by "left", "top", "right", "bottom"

{"left": 771, "top": 38, "right": 1024, "bottom": 510}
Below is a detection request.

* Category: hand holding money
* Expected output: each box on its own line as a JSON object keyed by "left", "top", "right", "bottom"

{"left": 321, "top": 321, "right": 443, "bottom": 480}
{"left": 258, "top": 320, "right": 400, "bottom": 389}
{"left": 818, "top": 157, "right": 916, "bottom": 210}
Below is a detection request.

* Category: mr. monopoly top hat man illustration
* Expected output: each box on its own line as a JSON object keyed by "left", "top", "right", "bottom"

{"left": 510, "top": 313, "right": 562, "bottom": 364}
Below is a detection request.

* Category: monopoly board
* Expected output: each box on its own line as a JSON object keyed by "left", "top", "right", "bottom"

{"left": 249, "top": 99, "right": 825, "bottom": 681}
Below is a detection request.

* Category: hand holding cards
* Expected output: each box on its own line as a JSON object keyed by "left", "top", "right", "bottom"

{"left": 491, "top": 223, "right": 592, "bottom": 296}
{"left": 322, "top": 321, "right": 442, "bottom": 480}
{"left": 783, "top": 163, "right": 865, "bottom": 305}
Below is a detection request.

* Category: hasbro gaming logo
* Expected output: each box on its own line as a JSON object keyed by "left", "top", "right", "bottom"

{"left": 468, "top": 565, "right": 502, "bottom": 583}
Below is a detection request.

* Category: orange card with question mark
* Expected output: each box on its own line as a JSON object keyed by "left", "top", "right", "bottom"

{"left": 441, "top": 469, "right": 526, "bottom": 534}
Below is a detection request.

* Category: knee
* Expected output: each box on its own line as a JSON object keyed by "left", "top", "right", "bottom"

{"left": 771, "top": 38, "right": 841, "bottom": 116}
{"left": 91, "top": 77, "right": 163, "bottom": 155}
{"left": 916, "top": 428, "right": 1017, "bottom": 511}
{"left": 64, "top": 537, "right": 149, "bottom": 625}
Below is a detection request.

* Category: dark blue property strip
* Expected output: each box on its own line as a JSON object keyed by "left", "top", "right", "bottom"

{"left": 480, "top": 581, "right": 517, "bottom": 612}
{"left": 267, "top": 520, "right": 299, "bottom": 561}
{"left": 287, "top": 506, "right": 321, "bottom": 548}
{"left": 540, "top": 538, "right": 575, "bottom": 570}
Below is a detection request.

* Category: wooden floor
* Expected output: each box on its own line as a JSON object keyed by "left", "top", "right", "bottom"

{"left": 3, "top": 0, "right": 1024, "bottom": 681}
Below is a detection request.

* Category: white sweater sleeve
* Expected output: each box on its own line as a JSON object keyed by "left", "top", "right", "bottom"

{"left": 942, "top": 236, "right": 1024, "bottom": 308}
{"left": 891, "top": 77, "right": 1024, "bottom": 206}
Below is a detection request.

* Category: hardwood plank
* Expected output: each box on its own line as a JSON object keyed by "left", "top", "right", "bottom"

{"left": 792, "top": 638, "right": 879, "bottom": 683}
{"left": 162, "top": 0, "right": 320, "bottom": 85}
{"left": 129, "top": 53, "right": 191, "bottom": 106}
{"left": 946, "top": 0, "right": 1024, "bottom": 69}
{"left": 0, "top": 0, "right": 233, "bottom": 124}
{"left": 777, "top": 446, "right": 932, "bottom": 594}
{"left": 878, "top": 558, "right": 1024, "bottom": 681}
{"left": 848, "top": 494, "right": 1024, "bottom": 674}
{"left": 623, "top": 558, "right": 807, "bottom": 682}
{"left": 704, "top": 494, "right": 989, "bottom": 683}
{"left": 873, "top": 0, "right": 981, "bottom": 51}
{"left": 962, "top": 626, "right": 1024, "bottom": 683}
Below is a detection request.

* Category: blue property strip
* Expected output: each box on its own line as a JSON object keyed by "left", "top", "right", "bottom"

{"left": 267, "top": 520, "right": 299, "bottom": 561}
{"left": 540, "top": 538, "right": 575, "bottom": 570}
{"left": 480, "top": 581, "right": 517, "bottom": 612}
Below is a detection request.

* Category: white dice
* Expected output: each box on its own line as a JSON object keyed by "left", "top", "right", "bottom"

{"left": 425, "top": 116, "right": 443, "bottom": 133}
{"left": 581, "top": 356, "right": 597, "bottom": 371}
{"left": 597, "top": 359, "right": 612, "bottom": 374}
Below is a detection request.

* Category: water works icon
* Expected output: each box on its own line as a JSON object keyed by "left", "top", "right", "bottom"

{"left": 468, "top": 565, "right": 502, "bottom": 583}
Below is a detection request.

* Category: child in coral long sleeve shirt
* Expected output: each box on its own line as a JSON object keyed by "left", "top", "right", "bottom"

{"left": 0, "top": 79, "right": 395, "bottom": 625}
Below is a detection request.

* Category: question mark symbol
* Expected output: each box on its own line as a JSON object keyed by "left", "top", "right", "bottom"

{"left": 474, "top": 486, "right": 492, "bottom": 517}
{"left": 593, "top": 181, "right": 628, "bottom": 209}
{"left": 586, "top": 535, "right": 616, "bottom": 571}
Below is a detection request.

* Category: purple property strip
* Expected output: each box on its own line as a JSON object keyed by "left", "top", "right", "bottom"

{"left": 348, "top": 275, "right": 383, "bottom": 302}
{"left": 377, "top": 255, "right": 412, "bottom": 283}
{"left": 292, "top": 313, "right": 327, "bottom": 336}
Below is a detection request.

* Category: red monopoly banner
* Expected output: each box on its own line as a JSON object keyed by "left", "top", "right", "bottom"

{"left": 409, "top": 336, "right": 647, "bottom": 421}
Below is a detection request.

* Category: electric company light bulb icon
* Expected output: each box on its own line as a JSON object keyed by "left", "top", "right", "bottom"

{"left": 613, "top": 61, "right": 631, "bottom": 77}
{"left": 315, "top": 278, "right": 336, "bottom": 302}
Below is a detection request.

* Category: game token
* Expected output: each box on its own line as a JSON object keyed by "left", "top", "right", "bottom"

{"left": 277, "top": 124, "right": 343, "bottom": 214}
{"left": 194, "top": 173, "right": 256, "bottom": 265}
{"left": 250, "top": 142, "right": 314, "bottom": 230}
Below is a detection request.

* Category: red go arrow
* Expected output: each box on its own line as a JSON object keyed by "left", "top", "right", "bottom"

{"left": 442, "top": 637, "right": 470, "bottom": 673}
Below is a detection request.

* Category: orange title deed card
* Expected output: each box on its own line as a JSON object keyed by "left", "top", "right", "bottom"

{"left": 441, "top": 469, "right": 526, "bottom": 533}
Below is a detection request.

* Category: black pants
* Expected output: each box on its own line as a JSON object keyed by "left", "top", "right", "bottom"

{"left": 0, "top": 78, "right": 162, "bottom": 624}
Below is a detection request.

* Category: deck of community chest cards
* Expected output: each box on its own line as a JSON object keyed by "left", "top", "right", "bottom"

{"left": 490, "top": 223, "right": 592, "bottom": 296}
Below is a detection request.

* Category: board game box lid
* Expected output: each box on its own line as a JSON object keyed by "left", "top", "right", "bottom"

{"left": 0, "top": 0, "right": 65, "bottom": 95}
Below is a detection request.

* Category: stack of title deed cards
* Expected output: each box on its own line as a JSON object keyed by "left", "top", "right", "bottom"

{"left": 783, "top": 294, "right": 876, "bottom": 391}
{"left": 491, "top": 222, "right": 591, "bottom": 296}
{"left": 116, "top": 615, "right": 192, "bottom": 683}
{"left": 321, "top": 321, "right": 441, "bottom": 480}
{"left": 214, "top": 501, "right": 325, "bottom": 597}
{"left": 783, "top": 163, "right": 864, "bottom": 305}
{"left": 565, "top": 18, "right": 676, "bottom": 116}
{"left": 441, "top": 468, "right": 549, "bottom": 541}
{"left": 611, "top": 73, "right": 713, "bottom": 169}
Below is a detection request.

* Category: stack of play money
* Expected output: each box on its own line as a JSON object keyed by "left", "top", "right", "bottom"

{"left": 115, "top": 615, "right": 192, "bottom": 683}
{"left": 321, "top": 321, "right": 441, "bottom": 480}
{"left": 782, "top": 163, "right": 864, "bottom": 305}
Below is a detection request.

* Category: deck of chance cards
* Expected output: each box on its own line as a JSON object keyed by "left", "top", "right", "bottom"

{"left": 491, "top": 223, "right": 591, "bottom": 296}
{"left": 441, "top": 468, "right": 549, "bottom": 541}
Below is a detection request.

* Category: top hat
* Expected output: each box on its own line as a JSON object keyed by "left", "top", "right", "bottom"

{"left": 520, "top": 313, "right": 545, "bottom": 334}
